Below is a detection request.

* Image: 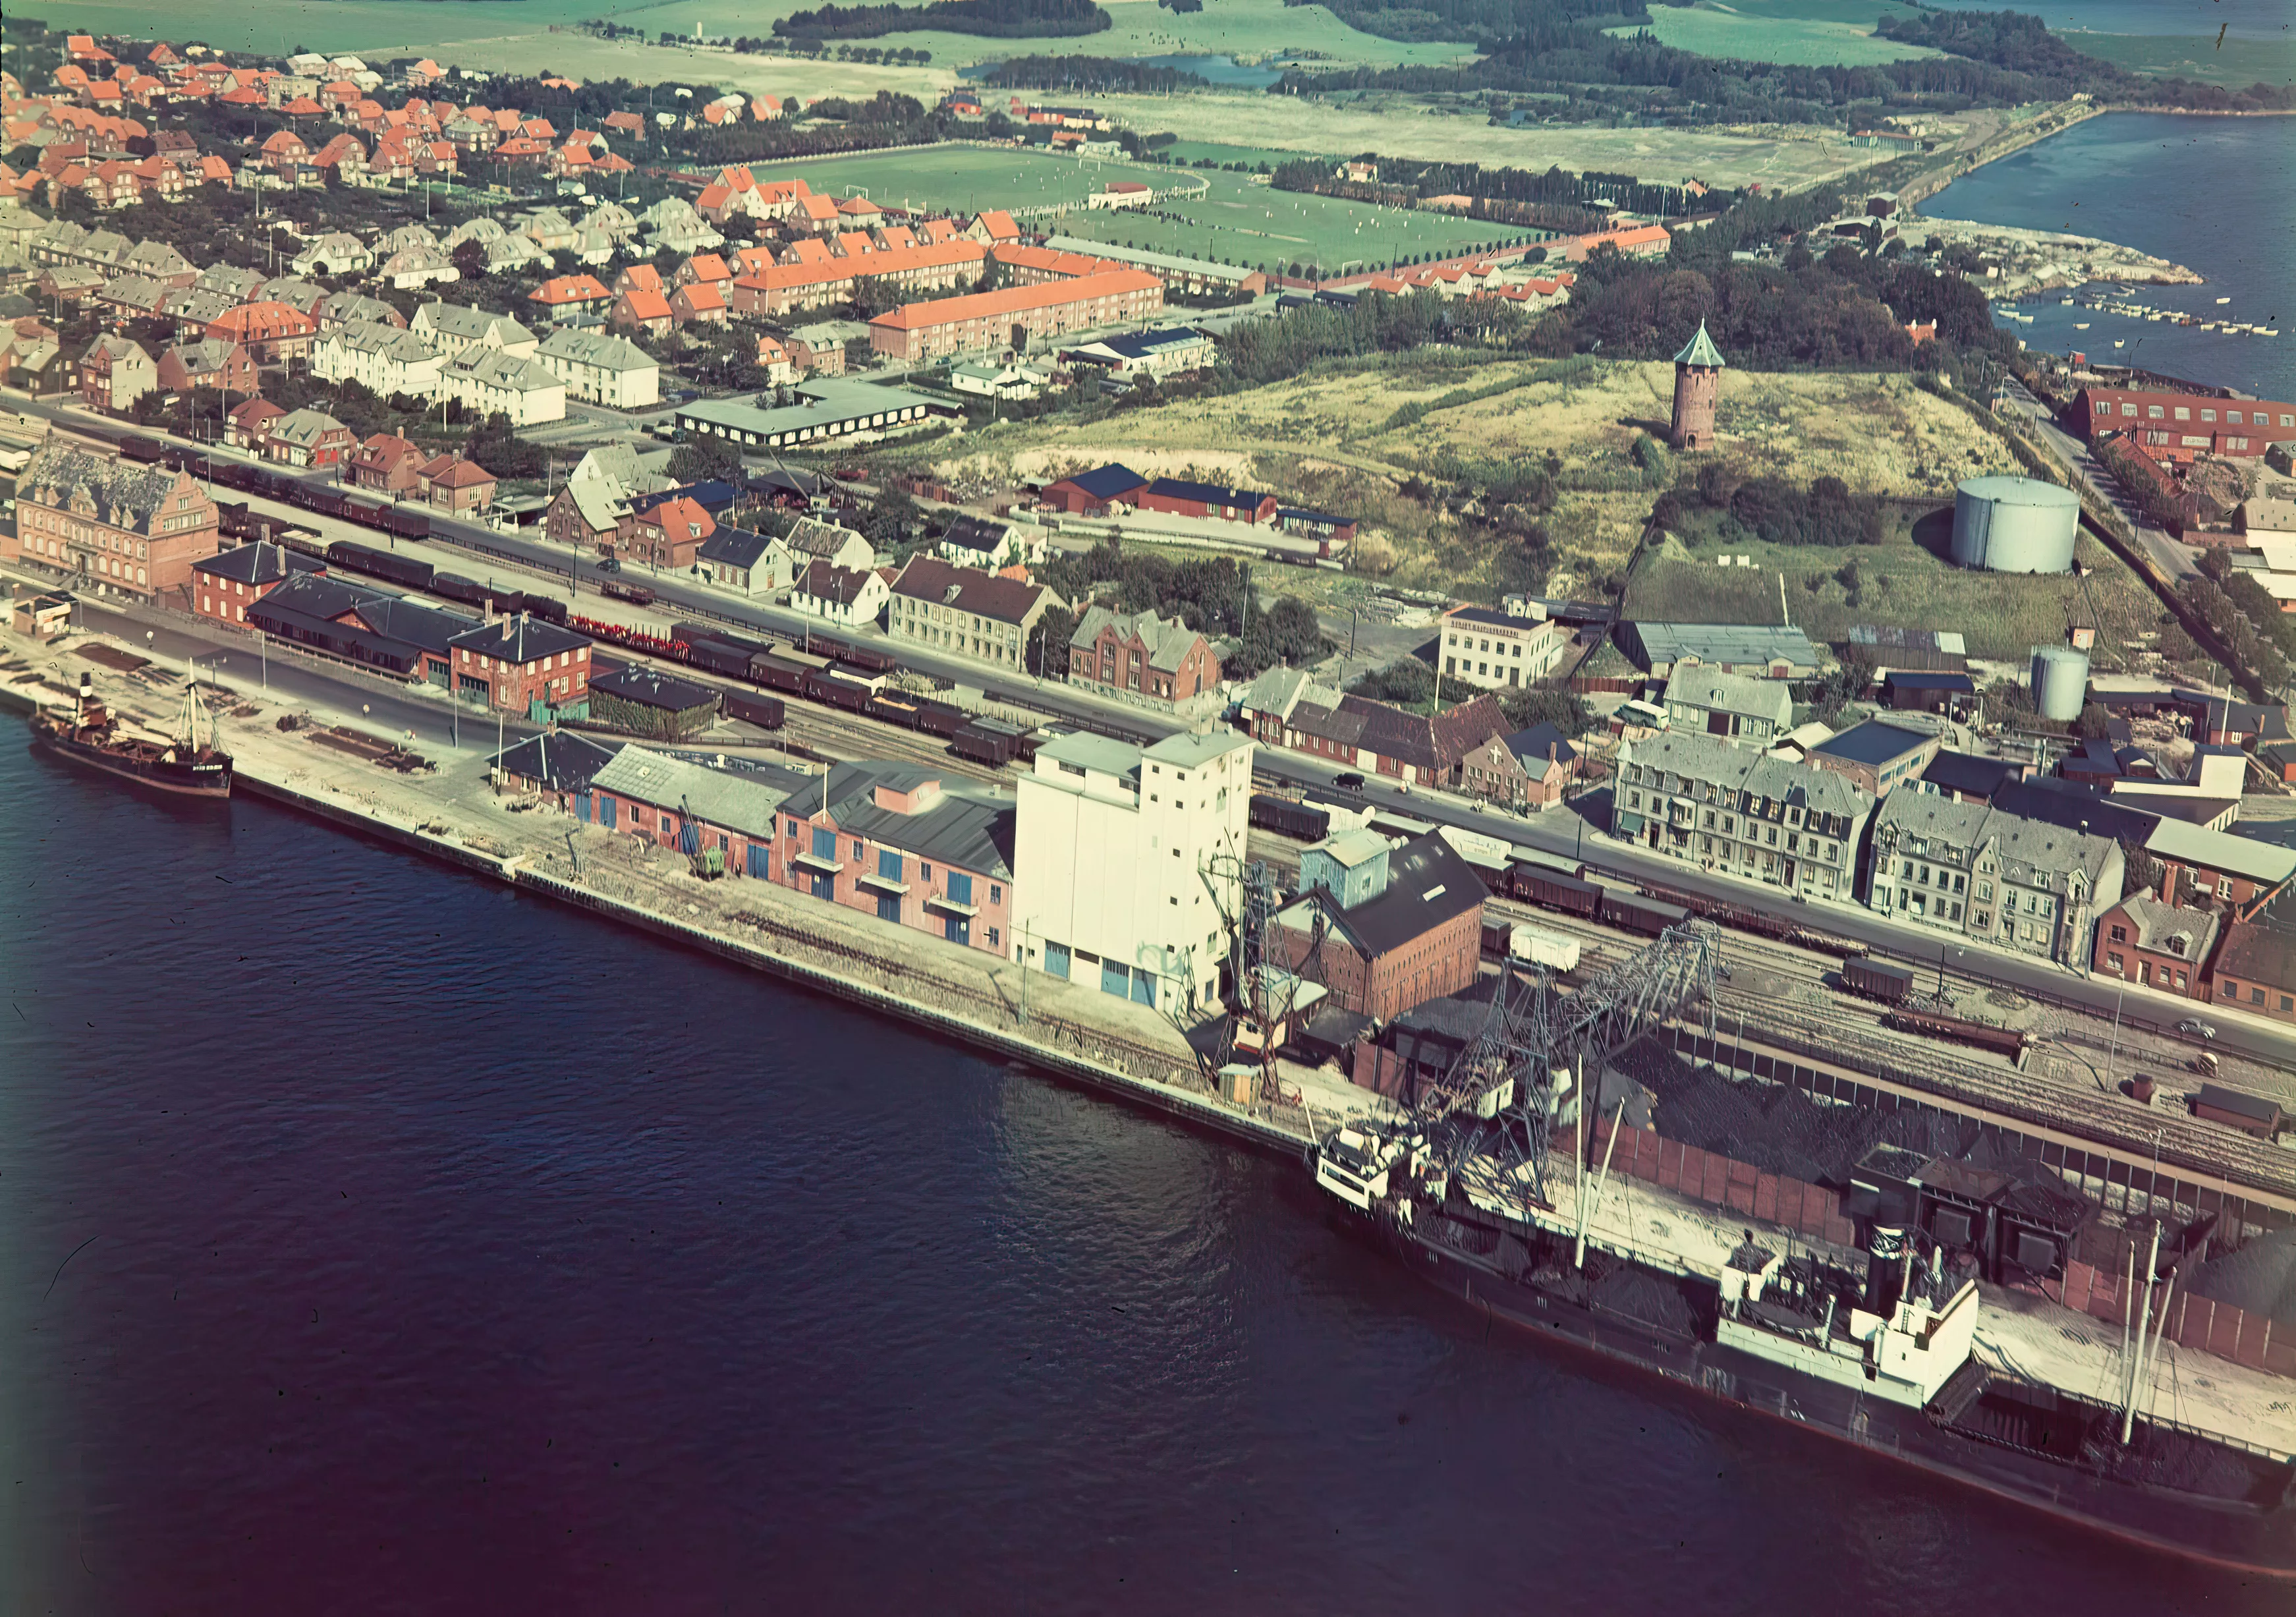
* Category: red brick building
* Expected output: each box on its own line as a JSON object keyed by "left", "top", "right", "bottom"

{"left": 1066, "top": 604, "right": 1218, "bottom": 708}
{"left": 779, "top": 760, "right": 1017, "bottom": 955}
{"left": 619, "top": 494, "right": 714, "bottom": 569}
{"left": 1238, "top": 666, "right": 1511, "bottom": 789}
{"left": 157, "top": 337, "right": 258, "bottom": 397}
{"left": 2210, "top": 917, "right": 2296, "bottom": 1025}
{"left": 1039, "top": 461, "right": 1148, "bottom": 515}
{"left": 418, "top": 453, "right": 496, "bottom": 514}
{"left": 208, "top": 299, "right": 318, "bottom": 364}
{"left": 2094, "top": 888, "right": 2219, "bottom": 1001}
{"left": 5, "top": 442, "right": 219, "bottom": 604}
{"left": 348, "top": 431, "right": 425, "bottom": 495}
{"left": 2071, "top": 386, "right": 2296, "bottom": 464}
{"left": 1135, "top": 476, "right": 1277, "bottom": 525}
{"left": 868, "top": 269, "right": 1163, "bottom": 364}
{"left": 447, "top": 613, "right": 594, "bottom": 714}
{"left": 1276, "top": 833, "right": 1485, "bottom": 1021}
{"left": 190, "top": 542, "right": 322, "bottom": 626}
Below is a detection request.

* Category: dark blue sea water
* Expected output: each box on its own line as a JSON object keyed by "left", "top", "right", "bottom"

{"left": 0, "top": 734, "right": 2285, "bottom": 1612}
{"left": 1925, "top": 112, "right": 2296, "bottom": 402}
{"left": 1927, "top": 0, "right": 2291, "bottom": 40}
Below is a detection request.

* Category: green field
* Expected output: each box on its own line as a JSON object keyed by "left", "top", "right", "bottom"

{"left": 2071, "top": 31, "right": 2296, "bottom": 88}
{"left": 1608, "top": 0, "right": 1940, "bottom": 67}
{"left": 792, "top": 144, "right": 1539, "bottom": 273}
{"left": 1623, "top": 513, "right": 2161, "bottom": 664}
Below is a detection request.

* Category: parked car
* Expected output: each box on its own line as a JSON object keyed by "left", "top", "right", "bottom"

{"left": 596, "top": 555, "right": 621, "bottom": 573}
{"left": 2175, "top": 1017, "right": 2218, "bottom": 1040}
{"left": 1333, "top": 772, "right": 1366, "bottom": 791}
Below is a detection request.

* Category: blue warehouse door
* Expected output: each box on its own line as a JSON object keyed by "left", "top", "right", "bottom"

{"left": 746, "top": 845, "right": 770, "bottom": 878}
{"left": 574, "top": 791, "right": 592, "bottom": 822}
{"left": 599, "top": 797, "right": 617, "bottom": 829}
{"left": 810, "top": 871, "right": 835, "bottom": 900}
{"left": 876, "top": 892, "right": 901, "bottom": 923}
{"left": 942, "top": 913, "right": 970, "bottom": 947}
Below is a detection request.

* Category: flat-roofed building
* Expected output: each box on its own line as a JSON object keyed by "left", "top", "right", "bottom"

{"left": 1806, "top": 718, "right": 1941, "bottom": 797}
{"left": 675, "top": 379, "right": 943, "bottom": 453}
{"left": 1013, "top": 728, "right": 1255, "bottom": 1012}
{"left": 1438, "top": 598, "right": 1567, "bottom": 691}
{"left": 1620, "top": 621, "right": 1822, "bottom": 679}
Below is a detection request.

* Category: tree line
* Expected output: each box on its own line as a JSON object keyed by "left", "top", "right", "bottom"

{"left": 981, "top": 54, "right": 1210, "bottom": 92}
{"left": 773, "top": 0, "right": 1110, "bottom": 40}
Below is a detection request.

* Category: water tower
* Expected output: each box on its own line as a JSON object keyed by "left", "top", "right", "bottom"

{"left": 1669, "top": 322, "right": 1725, "bottom": 451}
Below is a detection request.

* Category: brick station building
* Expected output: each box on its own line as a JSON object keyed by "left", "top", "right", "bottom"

{"left": 5, "top": 441, "right": 219, "bottom": 604}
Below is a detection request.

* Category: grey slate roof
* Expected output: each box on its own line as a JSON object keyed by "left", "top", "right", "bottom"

{"left": 449, "top": 613, "right": 590, "bottom": 662}
{"left": 814, "top": 759, "right": 1015, "bottom": 878}
{"left": 536, "top": 328, "right": 656, "bottom": 371}
{"left": 592, "top": 744, "right": 789, "bottom": 839}
{"left": 1810, "top": 719, "right": 1934, "bottom": 768}
{"left": 1069, "top": 604, "right": 1202, "bottom": 673}
{"left": 1284, "top": 832, "right": 1484, "bottom": 959}
{"left": 696, "top": 526, "right": 777, "bottom": 570}
{"left": 18, "top": 443, "right": 182, "bottom": 528}
{"left": 492, "top": 731, "right": 621, "bottom": 793}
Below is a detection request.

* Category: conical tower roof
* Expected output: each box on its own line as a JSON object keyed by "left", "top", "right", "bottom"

{"left": 1673, "top": 321, "right": 1725, "bottom": 369}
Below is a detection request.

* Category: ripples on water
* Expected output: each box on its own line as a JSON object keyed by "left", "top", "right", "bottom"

{"left": 0, "top": 741, "right": 2280, "bottom": 1612}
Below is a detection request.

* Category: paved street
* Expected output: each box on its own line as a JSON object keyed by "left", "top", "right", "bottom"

{"left": 1997, "top": 376, "right": 2198, "bottom": 580}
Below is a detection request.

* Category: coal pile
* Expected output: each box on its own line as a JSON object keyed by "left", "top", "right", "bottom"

{"left": 2187, "top": 1226, "right": 2296, "bottom": 1328}
{"left": 1586, "top": 1254, "right": 1699, "bottom": 1338}
{"left": 1611, "top": 1046, "right": 2034, "bottom": 1190}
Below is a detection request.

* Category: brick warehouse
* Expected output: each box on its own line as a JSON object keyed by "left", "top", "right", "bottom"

{"left": 2071, "top": 386, "right": 2296, "bottom": 464}
{"left": 868, "top": 270, "right": 1163, "bottom": 363}
{"left": 1276, "top": 832, "right": 1486, "bottom": 1021}
{"left": 6, "top": 442, "right": 219, "bottom": 604}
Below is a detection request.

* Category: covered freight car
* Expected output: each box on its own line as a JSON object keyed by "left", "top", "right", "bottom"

{"left": 750, "top": 653, "right": 809, "bottom": 694}
{"left": 682, "top": 638, "right": 760, "bottom": 681}
{"left": 325, "top": 538, "right": 434, "bottom": 593}
{"left": 1600, "top": 889, "right": 1689, "bottom": 936}
{"left": 722, "top": 691, "right": 785, "bottom": 731}
{"left": 803, "top": 668, "right": 875, "bottom": 713}
{"left": 951, "top": 720, "right": 1020, "bottom": 766}
{"left": 1250, "top": 794, "right": 1332, "bottom": 842}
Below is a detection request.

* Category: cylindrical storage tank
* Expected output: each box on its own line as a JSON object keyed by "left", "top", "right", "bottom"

{"left": 1951, "top": 476, "right": 2080, "bottom": 573}
{"left": 2030, "top": 645, "right": 2090, "bottom": 722}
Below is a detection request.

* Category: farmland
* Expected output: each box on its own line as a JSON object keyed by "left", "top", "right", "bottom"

{"left": 1610, "top": 0, "right": 1941, "bottom": 67}
{"left": 905, "top": 360, "right": 2038, "bottom": 606}
{"left": 785, "top": 146, "right": 1539, "bottom": 272}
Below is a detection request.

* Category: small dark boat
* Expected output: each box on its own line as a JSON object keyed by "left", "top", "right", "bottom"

{"left": 30, "top": 671, "right": 232, "bottom": 798}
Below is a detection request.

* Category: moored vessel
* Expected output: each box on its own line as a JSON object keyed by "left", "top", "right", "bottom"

{"left": 30, "top": 671, "right": 232, "bottom": 798}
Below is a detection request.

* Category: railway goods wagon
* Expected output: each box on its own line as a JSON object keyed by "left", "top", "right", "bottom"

{"left": 1507, "top": 861, "right": 1600, "bottom": 917}
{"left": 325, "top": 539, "right": 435, "bottom": 593}
{"left": 300, "top": 488, "right": 350, "bottom": 522}
{"left": 673, "top": 622, "right": 770, "bottom": 660}
{"left": 429, "top": 572, "right": 490, "bottom": 608}
{"left": 912, "top": 698, "right": 968, "bottom": 738}
{"left": 681, "top": 638, "right": 758, "bottom": 681}
{"left": 1250, "top": 793, "right": 1332, "bottom": 842}
{"left": 750, "top": 653, "right": 809, "bottom": 694}
{"left": 803, "top": 632, "right": 855, "bottom": 666}
{"left": 600, "top": 581, "right": 656, "bottom": 607}
{"left": 1480, "top": 920, "right": 1513, "bottom": 959}
{"left": 1883, "top": 1009, "right": 2028, "bottom": 1061}
{"left": 386, "top": 507, "right": 430, "bottom": 540}
{"left": 833, "top": 642, "right": 899, "bottom": 676}
{"left": 342, "top": 495, "right": 391, "bottom": 530}
{"left": 951, "top": 720, "right": 1019, "bottom": 766}
{"left": 1507, "top": 922, "right": 1582, "bottom": 974}
{"left": 1600, "top": 889, "right": 1688, "bottom": 936}
{"left": 119, "top": 434, "right": 165, "bottom": 464}
{"left": 520, "top": 594, "right": 569, "bottom": 627}
{"left": 722, "top": 691, "right": 785, "bottom": 730}
{"left": 868, "top": 691, "right": 925, "bottom": 729}
{"left": 1843, "top": 958, "right": 1916, "bottom": 1005}
{"left": 803, "top": 668, "right": 874, "bottom": 714}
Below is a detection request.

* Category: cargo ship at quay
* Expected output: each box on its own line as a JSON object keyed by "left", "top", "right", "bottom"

{"left": 29, "top": 671, "right": 231, "bottom": 799}
{"left": 1312, "top": 1113, "right": 2296, "bottom": 1577}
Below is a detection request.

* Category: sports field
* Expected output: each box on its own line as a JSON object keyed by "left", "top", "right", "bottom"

{"left": 1609, "top": 0, "right": 1940, "bottom": 67}
{"left": 791, "top": 145, "right": 1538, "bottom": 273}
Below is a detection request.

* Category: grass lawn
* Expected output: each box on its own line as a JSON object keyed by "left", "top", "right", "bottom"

{"left": 1609, "top": 1, "right": 1940, "bottom": 67}
{"left": 1623, "top": 515, "right": 2163, "bottom": 665}
{"left": 791, "top": 144, "right": 1537, "bottom": 271}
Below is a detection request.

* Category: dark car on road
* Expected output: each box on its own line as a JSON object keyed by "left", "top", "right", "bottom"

{"left": 1333, "top": 772, "right": 1366, "bottom": 791}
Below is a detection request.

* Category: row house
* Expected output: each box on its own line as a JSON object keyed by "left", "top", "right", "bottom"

{"left": 1065, "top": 606, "right": 1219, "bottom": 712}
{"left": 312, "top": 321, "right": 445, "bottom": 400}
{"left": 447, "top": 348, "right": 565, "bottom": 428}
{"left": 94, "top": 272, "right": 169, "bottom": 324}
{"left": 868, "top": 270, "right": 1165, "bottom": 364}
{"left": 536, "top": 329, "right": 660, "bottom": 409}
{"left": 793, "top": 559, "right": 890, "bottom": 627}
{"left": 1867, "top": 792, "right": 2124, "bottom": 968}
{"left": 314, "top": 291, "right": 403, "bottom": 331}
{"left": 2094, "top": 888, "right": 2220, "bottom": 1002}
{"left": 206, "top": 300, "right": 318, "bottom": 365}
{"left": 1614, "top": 729, "right": 1874, "bottom": 905}
{"left": 4, "top": 441, "right": 220, "bottom": 604}
{"left": 1237, "top": 666, "right": 1511, "bottom": 790}
{"left": 781, "top": 761, "right": 1017, "bottom": 954}
{"left": 156, "top": 288, "right": 237, "bottom": 337}
{"left": 727, "top": 241, "right": 987, "bottom": 319}
{"left": 887, "top": 557, "right": 1062, "bottom": 671}
{"left": 2071, "top": 387, "right": 2296, "bottom": 464}
{"left": 410, "top": 301, "right": 538, "bottom": 359}
{"left": 530, "top": 273, "right": 611, "bottom": 323}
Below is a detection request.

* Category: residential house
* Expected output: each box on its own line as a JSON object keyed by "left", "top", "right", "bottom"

{"left": 410, "top": 301, "right": 537, "bottom": 358}
{"left": 1662, "top": 666, "right": 1795, "bottom": 745}
{"left": 785, "top": 515, "right": 876, "bottom": 573}
{"left": 2094, "top": 888, "right": 2219, "bottom": 1001}
{"left": 226, "top": 397, "right": 284, "bottom": 449}
{"left": 265, "top": 407, "right": 353, "bottom": 468}
{"left": 546, "top": 477, "right": 631, "bottom": 554}
{"left": 77, "top": 333, "right": 154, "bottom": 411}
{"left": 695, "top": 526, "right": 795, "bottom": 595}
{"left": 793, "top": 559, "right": 890, "bottom": 627}
{"left": 447, "top": 348, "right": 565, "bottom": 426}
{"left": 530, "top": 273, "right": 611, "bottom": 323}
{"left": 1437, "top": 598, "right": 1568, "bottom": 691}
{"left": 206, "top": 299, "right": 316, "bottom": 364}
{"left": 936, "top": 515, "right": 1031, "bottom": 571}
{"left": 1866, "top": 791, "right": 2125, "bottom": 968}
{"left": 155, "top": 337, "right": 257, "bottom": 396}
{"left": 610, "top": 285, "right": 672, "bottom": 339}
{"left": 418, "top": 453, "right": 495, "bottom": 515}
{"left": 312, "top": 320, "right": 445, "bottom": 400}
{"left": 1459, "top": 723, "right": 1582, "bottom": 812}
{"left": 534, "top": 328, "right": 659, "bottom": 410}
{"left": 347, "top": 432, "right": 426, "bottom": 496}
{"left": 1065, "top": 606, "right": 1219, "bottom": 712}
{"left": 1614, "top": 728, "right": 1873, "bottom": 904}
{"left": 619, "top": 494, "right": 714, "bottom": 569}
{"left": 1237, "top": 667, "right": 1510, "bottom": 790}
{"left": 671, "top": 281, "right": 727, "bottom": 327}
{"left": 1012, "top": 729, "right": 1255, "bottom": 1011}
{"left": 888, "top": 555, "right": 1061, "bottom": 671}
{"left": 290, "top": 231, "right": 371, "bottom": 276}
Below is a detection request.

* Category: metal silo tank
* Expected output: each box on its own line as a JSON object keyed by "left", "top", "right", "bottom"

{"left": 1952, "top": 476, "right": 2080, "bottom": 573}
{"left": 2030, "top": 645, "right": 2090, "bottom": 722}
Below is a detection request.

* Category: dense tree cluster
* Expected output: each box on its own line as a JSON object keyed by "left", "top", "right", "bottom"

{"left": 1274, "top": 155, "right": 1708, "bottom": 224}
{"left": 774, "top": 0, "right": 1110, "bottom": 40}
{"left": 2092, "top": 436, "right": 2200, "bottom": 531}
{"left": 1032, "top": 540, "right": 1330, "bottom": 678}
{"left": 2182, "top": 559, "right": 2289, "bottom": 699}
{"left": 1662, "top": 468, "right": 1888, "bottom": 548}
{"left": 982, "top": 55, "right": 1210, "bottom": 92}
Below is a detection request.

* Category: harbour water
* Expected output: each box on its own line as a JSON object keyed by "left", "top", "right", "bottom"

{"left": 0, "top": 735, "right": 2286, "bottom": 1612}
{"left": 1924, "top": 112, "right": 2296, "bottom": 403}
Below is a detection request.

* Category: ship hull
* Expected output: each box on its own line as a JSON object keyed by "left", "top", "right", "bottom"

{"left": 30, "top": 726, "right": 232, "bottom": 798}
{"left": 1351, "top": 1207, "right": 2296, "bottom": 1578}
